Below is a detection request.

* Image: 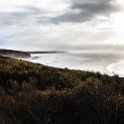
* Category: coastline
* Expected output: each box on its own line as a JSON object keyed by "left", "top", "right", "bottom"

{"left": 106, "top": 60, "right": 124, "bottom": 77}
{"left": 29, "top": 52, "right": 124, "bottom": 77}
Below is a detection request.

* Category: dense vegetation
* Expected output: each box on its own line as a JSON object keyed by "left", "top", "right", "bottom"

{"left": 0, "top": 55, "right": 124, "bottom": 124}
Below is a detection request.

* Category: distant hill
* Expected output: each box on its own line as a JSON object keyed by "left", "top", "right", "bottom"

{"left": 29, "top": 51, "right": 66, "bottom": 54}
{"left": 0, "top": 49, "right": 31, "bottom": 58}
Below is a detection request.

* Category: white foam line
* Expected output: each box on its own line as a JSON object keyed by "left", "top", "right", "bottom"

{"left": 106, "top": 60, "right": 124, "bottom": 77}
{"left": 106, "top": 63, "right": 116, "bottom": 72}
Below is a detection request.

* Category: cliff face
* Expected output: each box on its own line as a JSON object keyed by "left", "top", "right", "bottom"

{"left": 0, "top": 49, "right": 31, "bottom": 58}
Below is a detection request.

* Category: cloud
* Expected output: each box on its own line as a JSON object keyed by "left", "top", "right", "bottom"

{"left": 0, "top": 5, "right": 43, "bottom": 26}
{"left": 0, "top": 0, "right": 121, "bottom": 27}
{"left": 0, "top": 0, "right": 123, "bottom": 51}
{"left": 51, "top": 0, "right": 121, "bottom": 23}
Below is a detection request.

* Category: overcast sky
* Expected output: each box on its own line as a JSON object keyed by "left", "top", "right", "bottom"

{"left": 0, "top": 0, "right": 124, "bottom": 51}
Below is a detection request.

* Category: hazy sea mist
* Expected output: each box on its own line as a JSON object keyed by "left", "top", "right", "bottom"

{"left": 30, "top": 51, "right": 124, "bottom": 77}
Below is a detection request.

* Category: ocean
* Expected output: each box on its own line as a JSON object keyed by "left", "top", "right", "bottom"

{"left": 29, "top": 52, "right": 124, "bottom": 77}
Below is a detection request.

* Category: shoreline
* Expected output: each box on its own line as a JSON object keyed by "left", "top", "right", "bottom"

{"left": 106, "top": 60, "right": 124, "bottom": 77}
{"left": 29, "top": 53, "right": 124, "bottom": 77}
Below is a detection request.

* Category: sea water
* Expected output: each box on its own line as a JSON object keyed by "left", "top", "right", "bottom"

{"left": 30, "top": 52, "right": 124, "bottom": 77}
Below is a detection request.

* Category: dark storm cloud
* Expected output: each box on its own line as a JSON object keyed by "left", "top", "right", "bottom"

{"left": 51, "top": 0, "right": 121, "bottom": 23}
{"left": 72, "top": 0, "right": 119, "bottom": 14}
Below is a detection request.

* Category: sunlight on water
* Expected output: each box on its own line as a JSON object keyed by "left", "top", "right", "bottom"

{"left": 30, "top": 52, "right": 124, "bottom": 77}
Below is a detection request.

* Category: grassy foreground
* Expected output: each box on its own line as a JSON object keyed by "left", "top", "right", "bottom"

{"left": 0, "top": 56, "right": 124, "bottom": 124}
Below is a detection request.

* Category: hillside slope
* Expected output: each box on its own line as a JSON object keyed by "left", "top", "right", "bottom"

{"left": 0, "top": 56, "right": 124, "bottom": 124}
{"left": 0, "top": 49, "right": 31, "bottom": 58}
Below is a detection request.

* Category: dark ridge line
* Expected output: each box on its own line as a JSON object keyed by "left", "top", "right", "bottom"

{"left": 29, "top": 51, "right": 67, "bottom": 54}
